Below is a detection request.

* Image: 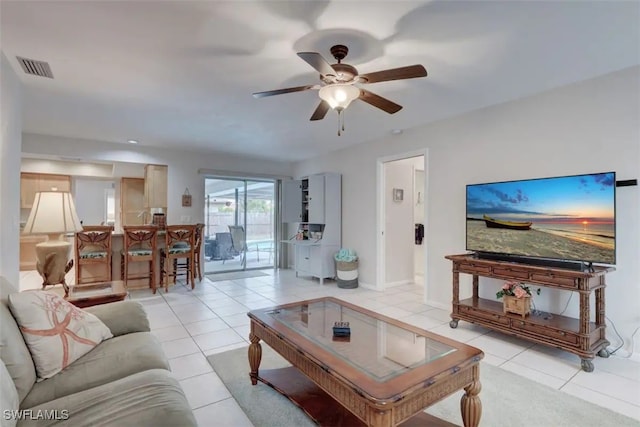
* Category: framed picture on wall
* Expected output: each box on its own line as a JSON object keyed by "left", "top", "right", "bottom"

{"left": 182, "top": 189, "right": 192, "bottom": 207}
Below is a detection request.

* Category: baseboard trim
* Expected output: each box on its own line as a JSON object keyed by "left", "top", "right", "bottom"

{"left": 426, "top": 299, "right": 450, "bottom": 311}
{"left": 357, "top": 281, "right": 376, "bottom": 291}
{"left": 628, "top": 352, "right": 640, "bottom": 363}
{"left": 385, "top": 280, "right": 412, "bottom": 288}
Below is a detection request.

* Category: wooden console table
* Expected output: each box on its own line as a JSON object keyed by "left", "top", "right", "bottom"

{"left": 445, "top": 254, "right": 615, "bottom": 372}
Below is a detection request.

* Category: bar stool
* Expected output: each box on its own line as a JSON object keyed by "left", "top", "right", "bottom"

{"left": 193, "top": 223, "right": 205, "bottom": 282}
{"left": 75, "top": 225, "right": 114, "bottom": 285}
{"left": 160, "top": 225, "right": 196, "bottom": 292}
{"left": 122, "top": 225, "right": 158, "bottom": 293}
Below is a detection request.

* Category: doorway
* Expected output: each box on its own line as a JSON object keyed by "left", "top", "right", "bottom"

{"left": 203, "top": 177, "right": 276, "bottom": 274}
{"left": 376, "top": 151, "right": 427, "bottom": 297}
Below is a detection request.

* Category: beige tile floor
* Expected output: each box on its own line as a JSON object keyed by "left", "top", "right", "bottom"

{"left": 20, "top": 269, "right": 640, "bottom": 426}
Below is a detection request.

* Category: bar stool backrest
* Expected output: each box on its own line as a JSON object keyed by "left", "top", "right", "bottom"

{"left": 75, "top": 225, "right": 114, "bottom": 284}
{"left": 123, "top": 225, "right": 158, "bottom": 261}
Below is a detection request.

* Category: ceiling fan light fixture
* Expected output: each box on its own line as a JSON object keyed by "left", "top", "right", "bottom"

{"left": 319, "top": 84, "right": 360, "bottom": 111}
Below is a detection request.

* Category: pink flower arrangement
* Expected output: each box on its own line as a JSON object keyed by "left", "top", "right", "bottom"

{"left": 496, "top": 280, "right": 536, "bottom": 299}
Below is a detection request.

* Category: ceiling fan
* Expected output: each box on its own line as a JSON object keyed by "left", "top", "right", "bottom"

{"left": 252, "top": 45, "right": 428, "bottom": 135}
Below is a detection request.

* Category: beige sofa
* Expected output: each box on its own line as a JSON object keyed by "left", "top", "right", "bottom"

{"left": 0, "top": 277, "right": 197, "bottom": 427}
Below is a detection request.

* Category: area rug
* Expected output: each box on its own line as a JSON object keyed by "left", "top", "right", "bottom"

{"left": 208, "top": 346, "right": 638, "bottom": 427}
{"left": 205, "top": 270, "right": 269, "bottom": 282}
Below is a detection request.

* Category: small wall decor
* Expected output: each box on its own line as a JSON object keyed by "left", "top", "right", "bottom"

{"left": 393, "top": 188, "right": 404, "bottom": 202}
{"left": 181, "top": 188, "right": 192, "bottom": 207}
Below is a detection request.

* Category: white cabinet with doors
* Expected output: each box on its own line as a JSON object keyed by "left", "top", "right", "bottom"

{"left": 282, "top": 173, "right": 341, "bottom": 284}
{"left": 293, "top": 243, "right": 340, "bottom": 285}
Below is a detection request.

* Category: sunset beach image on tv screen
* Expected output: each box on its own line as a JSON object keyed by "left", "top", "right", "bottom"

{"left": 466, "top": 172, "right": 615, "bottom": 264}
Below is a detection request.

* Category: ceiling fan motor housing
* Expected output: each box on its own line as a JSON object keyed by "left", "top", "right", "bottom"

{"left": 326, "top": 63, "right": 358, "bottom": 83}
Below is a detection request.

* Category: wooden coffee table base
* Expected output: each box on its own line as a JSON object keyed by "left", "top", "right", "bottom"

{"left": 65, "top": 280, "right": 127, "bottom": 308}
{"left": 256, "top": 367, "right": 458, "bottom": 427}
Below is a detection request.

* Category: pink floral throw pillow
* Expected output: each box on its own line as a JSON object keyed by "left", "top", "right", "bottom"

{"left": 8, "top": 291, "right": 113, "bottom": 380}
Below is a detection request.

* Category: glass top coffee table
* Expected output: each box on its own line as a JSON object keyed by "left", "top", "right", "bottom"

{"left": 248, "top": 297, "right": 483, "bottom": 427}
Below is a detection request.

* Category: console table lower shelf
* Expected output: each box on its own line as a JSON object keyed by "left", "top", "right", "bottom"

{"left": 450, "top": 298, "right": 608, "bottom": 372}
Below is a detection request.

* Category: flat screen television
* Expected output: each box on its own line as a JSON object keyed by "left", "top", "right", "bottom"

{"left": 466, "top": 172, "right": 616, "bottom": 268}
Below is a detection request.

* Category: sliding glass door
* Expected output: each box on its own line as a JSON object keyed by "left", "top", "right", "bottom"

{"left": 203, "top": 177, "right": 275, "bottom": 274}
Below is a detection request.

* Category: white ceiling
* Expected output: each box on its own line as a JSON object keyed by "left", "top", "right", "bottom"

{"left": 2, "top": 1, "right": 638, "bottom": 162}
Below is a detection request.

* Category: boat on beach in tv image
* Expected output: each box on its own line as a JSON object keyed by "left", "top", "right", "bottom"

{"left": 466, "top": 172, "right": 616, "bottom": 265}
{"left": 482, "top": 215, "right": 532, "bottom": 230}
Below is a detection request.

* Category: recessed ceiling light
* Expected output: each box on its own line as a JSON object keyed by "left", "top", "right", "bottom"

{"left": 391, "top": 129, "right": 403, "bottom": 135}
{"left": 127, "top": 139, "right": 138, "bottom": 144}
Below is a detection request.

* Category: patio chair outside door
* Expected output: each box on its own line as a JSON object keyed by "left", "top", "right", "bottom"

{"left": 227, "top": 225, "right": 247, "bottom": 266}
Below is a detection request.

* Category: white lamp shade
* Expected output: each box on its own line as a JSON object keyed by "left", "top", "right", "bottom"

{"left": 319, "top": 84, "right": 360, "bottom": 110}
{"left": 23, "top": 191, "right": 83, "bottom": 234}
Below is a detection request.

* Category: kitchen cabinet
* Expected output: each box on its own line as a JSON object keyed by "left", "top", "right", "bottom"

{"left": 144, "top": 164, "right": 168, "bottom": 210}
{"left": 121, "top": 178, "right": 145, "bottom": 226}
{"left": 20, "top": 173, "right": 71, "bottom": 209}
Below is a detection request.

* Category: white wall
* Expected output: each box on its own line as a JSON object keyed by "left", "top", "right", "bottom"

{"left": 0, "top": 53, "right": 22, "bottom": 288}
{"left": 384, "top": 157, "right": 416, "bottom": 285}
{"left": 294, "top": 66, "right": 640, "bottom": 355}
{"left": 73, "top": 178, "right": 115, "bottom": 225}
{"left": 22, "top": 134, "right": 293, "bottom": 228}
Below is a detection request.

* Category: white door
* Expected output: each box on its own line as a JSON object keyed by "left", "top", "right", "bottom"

{"left": 308, "top": 175, "right": 325, "bottom": 223}
{"left": 282, "top": 180, "right": 302, "bottom": 223}
{"left": 295, "top": 245, "right": 311, "bottom": 273}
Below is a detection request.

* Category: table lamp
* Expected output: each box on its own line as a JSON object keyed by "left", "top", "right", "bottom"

{"left": 22, "top": 191, "right": 83, "bottom": 297}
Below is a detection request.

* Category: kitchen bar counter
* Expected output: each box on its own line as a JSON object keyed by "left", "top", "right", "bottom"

{"left": 79, "top": 230, "right": 170, "bottom": 291}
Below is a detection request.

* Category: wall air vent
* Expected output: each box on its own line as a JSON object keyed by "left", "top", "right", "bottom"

{"left": 16, "top": 57, "right": 53, "bottom": 78}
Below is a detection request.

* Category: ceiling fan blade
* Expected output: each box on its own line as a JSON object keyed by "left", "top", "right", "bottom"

{"left": 297, "top": 52, "right": 336, "bottom": 77}
{"left": 359, "top": 89, "right": 403, "bottom": 114}
{"left": 310, "top": 100, "right": 330, "bottom": 121}
{"left": 252, "top": 85, "right": 318, "bottom": 99}
{"left": 359, "top": 65, "right": 427, "bottom": 84}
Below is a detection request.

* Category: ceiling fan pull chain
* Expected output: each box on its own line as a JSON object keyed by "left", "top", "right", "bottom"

{"left": 337, "top": 110, "right": 342, "bottom": 136}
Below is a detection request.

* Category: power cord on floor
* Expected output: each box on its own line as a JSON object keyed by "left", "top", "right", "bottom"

{"left": 606, "top": 315, "right": 626, "bottom": 355}
{"left": 607, "top": 321, "right": 640, "bottom": 357}
{"left": 531, "top": 294, "right": 638, "bottom": 358}
{"left": 532, "top": 292, "right": 573, "bottom": 320}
